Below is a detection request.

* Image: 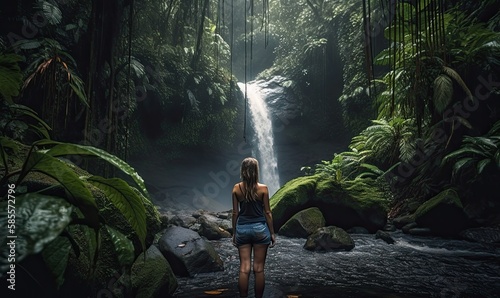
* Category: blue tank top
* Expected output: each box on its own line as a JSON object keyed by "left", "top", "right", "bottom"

{"left": 237, "top": 184, "right": 266, "bottom": 224}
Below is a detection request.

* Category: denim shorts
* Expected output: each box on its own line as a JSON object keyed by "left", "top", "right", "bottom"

{"left": 235, "top": 222, "right": 271, "bottom": 246}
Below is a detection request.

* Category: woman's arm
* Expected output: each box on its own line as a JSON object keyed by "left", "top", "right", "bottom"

{"left": 231, "top": 185, "right": 239, "bottom": 246}
{"left": 261, "top": 185, "right": 276, "bottom": 247}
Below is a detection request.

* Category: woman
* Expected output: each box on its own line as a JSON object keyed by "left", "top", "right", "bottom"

{"left": 232, "top": 157, "right": 276, "bottom": 298}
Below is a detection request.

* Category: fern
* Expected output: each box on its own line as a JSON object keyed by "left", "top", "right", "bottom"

{"left": 443, "top": 120, "right": 500, "bottom": 181}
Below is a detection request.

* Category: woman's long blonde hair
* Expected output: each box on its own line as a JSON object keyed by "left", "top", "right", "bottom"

{"left": 240, "top": 157, "right": 259, "bottom": 201}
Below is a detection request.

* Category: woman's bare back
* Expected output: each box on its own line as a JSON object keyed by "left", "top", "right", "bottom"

{"left": 233, "top": 182, "right": 269, "bottom": 202}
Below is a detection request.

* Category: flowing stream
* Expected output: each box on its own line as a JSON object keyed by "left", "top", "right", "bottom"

{"left": 173, "top": 232, "right": 500, "bottom": 297}
{"left": 238, "top": 82, "right": 280, "bottom": 196}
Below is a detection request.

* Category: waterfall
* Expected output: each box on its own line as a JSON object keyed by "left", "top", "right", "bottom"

{"left": 238, "top": 81, "right": 280, "bottom": 196}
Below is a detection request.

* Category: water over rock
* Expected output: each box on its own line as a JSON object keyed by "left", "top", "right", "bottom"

{"left": 158, "top": 226, "right": 224, "bottom": 277}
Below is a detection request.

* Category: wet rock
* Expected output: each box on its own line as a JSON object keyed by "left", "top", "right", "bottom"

{"left": 347, "top": 226, "right": 370, "bottom": 234}
{"left": 408, "top": 227, "right": 433, "bottom": 236}
{"left": 216, "top": 210, "right": 232, "bottom": 220}
{"left": 158, "top": 226, "right": 224, "bottom": 277}
{"left": 168, "top": 213, "right": 197, "bottom": 228}
{"left": 279, "top": 207, "right": 326, "bottom": 238}
{"left": 383, "top": 221, "right": 397, "bottom": 232}
{"left": 130, "top": 245, "right": 178, "bottom": 297}
{"left": 402, "top": 222, "right": 418, "bottom": 234}
{"left": 393, "top": 214, "right": 415, "bottom": 229}
{"left": 196, "top": 215, "right": 231, "bottom": 240}
{"left": 304, "top": 226, "right": 355, "bottom": 251}
{"left": 375, "top": 230, "right": 395, "bottom": 244}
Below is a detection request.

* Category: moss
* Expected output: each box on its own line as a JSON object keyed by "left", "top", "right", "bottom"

{"left": 315, "top": 177, "right": 351, "bottom": 204}
{"left": 270, "top": 175, "right": 318, "bottom": 208}
{"left": 315, "top": 175, "right": 385, "bottom": 213}
{"left": 270, "top": 175, "right": 318, "bottom": 230}
{"left": 271, "top": 174, "right": 388, "bottom": 232}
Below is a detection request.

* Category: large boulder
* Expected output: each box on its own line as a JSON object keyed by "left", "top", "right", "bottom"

{"left": 270, "top": 175, "right": 317, "bottom": 230}
{"left": 279, "top": 207, "right": 325, "bottom": 238}
{"left": 158, "top": 226, "right": 224, "bottom": 277}
{"left": 414, "top": 189, "right": 468, "bottom": 236}
{"left": 303, "top": 226, "right": 355, "bottom": 251}
{"left": 130, "top": 245, "right": 178, "bottom": 297}
{"left": 270, "top": 175, "right": 387, "bottom": 233}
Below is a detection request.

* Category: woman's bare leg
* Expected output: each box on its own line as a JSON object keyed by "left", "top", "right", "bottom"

{"left": 238, "top": 244, "right": 252, "bottom": 297}
{"left": 252, "top": 244, "right": 269, "bottom": 298}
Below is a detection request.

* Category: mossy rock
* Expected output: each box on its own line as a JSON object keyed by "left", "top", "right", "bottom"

{"left": 270, "top": 175, "right": 318, "bottom": 230}
{"left": 271, "top": 175, "right": 387, "bottom": 233}
{"left": 130, "top": 245, "right": 178, "bottom": 297}
{"left": 414, "top": 188, "right": 468, "bottom": 235}
{"left": 279, "top": 207, "right": 325, "bottom": 238}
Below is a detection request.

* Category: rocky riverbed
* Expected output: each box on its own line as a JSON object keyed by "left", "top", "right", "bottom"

{"left": 171, "top": 231, "right": 500, "bottom": 298}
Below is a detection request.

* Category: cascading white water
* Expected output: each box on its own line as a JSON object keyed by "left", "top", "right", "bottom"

{"left": 238, "top": 82, "right": 280, "bottom": 196}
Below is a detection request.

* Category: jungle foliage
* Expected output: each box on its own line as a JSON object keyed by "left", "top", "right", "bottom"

{"left": 0, "top": 0, "right": 247, "bottom": 161}
{"left": 304, "top": 0, "right": 500, "bottom": 220}
{"left": 0, "top": 53, "right": 157, "bottom": 295}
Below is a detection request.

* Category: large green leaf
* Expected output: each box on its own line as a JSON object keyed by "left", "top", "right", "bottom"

{"left": 452, "top": 157, "right": 474, "bottom": 176}
{"left": 17, "top": 152, "right": 95, "bottom": 206}
{"left": 443, "top": 147, "right": 487, "bottom": 162}
{"left": 10, "top": 104, "right": 52, "bottom": 132}
{"left": 0, "top": 194, "right": 73, "bottom": 273}
{"left": 495, "top": 150, "right": 500, "bottom": 168}
{"left": 0, "top": 53, "right": 23, "bottom": 102}
{"left": 0, "top": 137, "right": 21, "bottom": 172}
{"left": 433, "top": 74, "right": 453, "bottom": 113}
{"left": 86, "top": 176, "right": 146, "bottom": 250}
{"left": 476, "top": 159, "right": 492, "bottom": 175}
{"left": 105, "top": 226, "right": 135, "bottom": 267}
{"left": 42, "top": 236, "right": 71, "bottom": 289}
{"left": 38, "top": 141, "right": 149, "bottom": 197}
{"left": 16, "top": 151, "right": 99, "bottom": 228}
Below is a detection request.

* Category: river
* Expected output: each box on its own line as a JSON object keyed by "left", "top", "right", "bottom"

{"left": 172, "top": 231, "right": 500, "bottom": 297}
